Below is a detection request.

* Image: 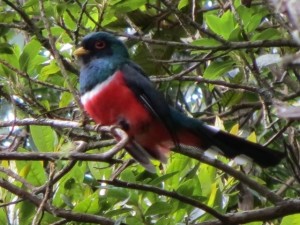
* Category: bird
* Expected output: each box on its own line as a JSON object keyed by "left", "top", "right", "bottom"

{"left": 73, "top": 32, "right": 284, "bottom": 172}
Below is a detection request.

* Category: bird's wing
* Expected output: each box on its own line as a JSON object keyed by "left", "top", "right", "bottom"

{"left": 121, "top": 62, "right": 179, "bottom": 147}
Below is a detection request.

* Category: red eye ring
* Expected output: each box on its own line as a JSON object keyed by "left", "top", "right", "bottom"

{"left": 95, "top": 41, "right": 106, "bottom": 49}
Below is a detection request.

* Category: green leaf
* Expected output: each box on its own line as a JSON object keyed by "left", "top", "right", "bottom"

{"left": 281, "top": 214, "right": 300, "bottom": 225}
{"left": 166, "top": 154, "right": 191, "bottom": 188}
{"left": 149, "top": 171, "right": 178, "bottom": 186}
{"left": 198, "top": 164, "right": 216, "bottom": 196}
{"left": 73, "top": 192, "right": 100, "bottom": 214}
{"left": 52, "top": 163, "right": 86, "bottom": 207}
{"left": 177, "top": 179, "right": 195, "bottom": 196}
{"left": 106, "top": 187, "right": 130, "bottom": 200}
{"left": 205, "top": 11, "right": 235, "bottom": 39}
{"left": 18, "top": 200, "right": 35, "bottom": 225}
{"left": 120, "top": 169, "right": 136, "bottom": 182}
{"left": 205, "top": 14, "right": 222, "bottom": 36}
{"left": 203, "top": 60, "right": 234, "bottom": 79}
{"left": 220, "top": 90, "right": 244, "bottom": 107}
{"left": 230, "top": 123, "right": 239, "bottom": 135}
{"left": 18, "top": 161, "right": 47, "bottom": 186}
{"left": 0, "top": 43, "right": 13, "bottom": 54}
{"left": 30, "top": 125, "right": 57, "bottom": 152}
{"left": 236, "top": 5, "right": 252, "bottom": 28}
{"left": 56, "top": 3, "right": 67, "bottom": 16}
{"left": 178, "top": 0, "right": 188, "bottom": 9}
{"left": 126, "top": 216, "right": 143, "bottom": 224}
{"left": 19, "top": 39, "right": 41, "bottom": 73}
{"left": 192, "top": 38, "right": 221, "bottom": 47}
{"left": 59, "top": 92, "right": 73, "bottom": 108}
{"left": 88, "top": 161, "right": 112, "bottom": 180}
{"left": 105, "top": 208, "right": 132, "bottom": 217}
{"left": 221, "top": 11, "right": 235, "bottom": 38}
{"left": 145, "top": 202, "right": 173, "bottom": 216}
{"left": 22, "top": 0, "right": 38, "bottom": 8}
{"left": 63, "top": 12, "right": 76, "bottom": 30}
{"left": 245, "top": 222, "right": 263, "bottom": 225}
{"left": 207, "top": 183, "right": 217, "bottom": 207}
{"left": 247, "top": 13, "right": 263, "bottom": 33}
{"left": 111, "top": 0, "right": 147, "bottom": 13}
{"left": 0, "top": 209, "right": 7, "bottom": 225}
{"left": 40, "top": 61, "right": 60, "bottom": 81}
{"left": 101, "top": 10, "right": 117, "bottom": 26}
{"left": 251, "top": 28, "right": 281, "bottom": 41}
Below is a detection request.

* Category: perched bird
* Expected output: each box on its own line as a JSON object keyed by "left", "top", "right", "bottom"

{"left": 74, "top": 32, "right": 284, "bottom": 172}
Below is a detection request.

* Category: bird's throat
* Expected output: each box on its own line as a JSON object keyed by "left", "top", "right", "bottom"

{"left": 81, "top": 71, "right": 117, "bottom": 106}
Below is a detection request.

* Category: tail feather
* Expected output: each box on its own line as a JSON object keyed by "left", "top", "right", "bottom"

{"left": 207, "top": 129, "right": 284, "bottom": 167}
{"left": 171, "top": 108, "right": 284, "bottom": 167}
{"left": 125, "top": 141, "right": 156, "bottom": 173}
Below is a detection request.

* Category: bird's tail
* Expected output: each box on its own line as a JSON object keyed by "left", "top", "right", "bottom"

{"left": 171, "top": 108, "right": 284, "bottom": 167}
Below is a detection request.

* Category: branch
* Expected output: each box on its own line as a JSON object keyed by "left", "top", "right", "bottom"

{"left": 196, "top": 199, "right": 300, "bottom": 225}
{"left": 0, "top": 151, "right": 121, "bottom": 163}
{"left": 0, "top": 118, "right": 283, "bottom": 204}
{"left": 0, "top": 59, "right": 68, "bottom": 92}
{"left": 111, "top": 30, "right": 299, "bottom": 51}
{"left": 0, "top": 118, "right": 106, "bottom": 132}
{"left": 151, "top": 75, "right": 259, "bottom": 93}
{"left": 0, "top": 179, "right": 120, "bottom": 225}
{"left": 100, "top": 179, "right": 227, "bottom": 222}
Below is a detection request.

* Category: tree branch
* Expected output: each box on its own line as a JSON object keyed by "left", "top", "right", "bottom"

{"left": 0, "top": 179, "right": 120, "bottom": 225}
{"left": 196, "top": 199, "right": 300, "bottom": 225}
{"left": 0, "top": 118, "right": 283, "bottom": 204}
{"left": 100, "top": 179, "right": 227, "bottom": 222}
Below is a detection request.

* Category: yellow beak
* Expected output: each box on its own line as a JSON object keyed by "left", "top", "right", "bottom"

{"left": 73, "top": 47, "right": 89, "bottom": 56}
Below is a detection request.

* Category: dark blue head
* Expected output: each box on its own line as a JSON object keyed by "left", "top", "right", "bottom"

{"left": 74, "top": 32, "right": 130, "bottom": 93}
{"left": 73, "top": 32, "right": 130, "bottom": 65}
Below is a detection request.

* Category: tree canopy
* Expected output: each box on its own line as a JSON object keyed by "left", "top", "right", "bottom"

{"left": 0, "top": 0, "right": 300, "bottom": 224}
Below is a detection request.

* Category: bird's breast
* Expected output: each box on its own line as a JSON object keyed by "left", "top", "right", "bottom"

{"left": 81, "top": 70, "right": 153, "bottom": 136}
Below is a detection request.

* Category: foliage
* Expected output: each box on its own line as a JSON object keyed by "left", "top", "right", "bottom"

{"left": 0, "top": 0, "right": 300, "bottom": 224}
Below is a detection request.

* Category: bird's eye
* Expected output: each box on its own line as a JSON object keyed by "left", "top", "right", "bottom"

{"left": 95, "top": 41, "right": 106, "bottom": 49}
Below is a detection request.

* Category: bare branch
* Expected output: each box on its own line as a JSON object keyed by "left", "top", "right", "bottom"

{"left": 196, "top": 199, "right": 300, "bottom": 225}
{"left": 0, "top": 179, "right": 120, "bottom": 224}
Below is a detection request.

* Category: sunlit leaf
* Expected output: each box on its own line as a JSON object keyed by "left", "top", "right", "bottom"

{"left": 178, "top": 0, "right": 188, "bottom": 9}
{"left": 214, "top": 116, "right": 225, "bottom": 130}
{"left": 205, "top": 11, "right": 236, "bottom": 39}
{"left": 203, "top": 60, "right": 235, "bottom": 79}
{"left": 251, "top": 28, "right": 282, "bottom": 40}
{"left": 145, "top": 202, "right": 173, "bottom": 216}
{"left": 192, "top": 38, "right": 221, "bottom": 47}
{"left": 73, "top": 192, "right": 100, "bottom": 214}
{"left": 230, "top": 123, "right": 239, "bottom": 135}
{"left": 281, "top": 214, "right": 300, "bottom": 225}
{"left": 247, "top": 132, "right": 257, "bottom": 143}
{"left": 30, "top": 125, "right": 57, "bottom": 152}
{"left": 40, "top": 61, "right": 60, "bottom": 81}
{"left": 19, "top": 39, "right": 42, "bottom": 73}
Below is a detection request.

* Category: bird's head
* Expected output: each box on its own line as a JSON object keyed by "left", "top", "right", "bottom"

{"left": 73, "top": 32, "right": 130, "bottom": 65}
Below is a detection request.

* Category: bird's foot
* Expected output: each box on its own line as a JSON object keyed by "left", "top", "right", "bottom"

{"left": 94, "top": 124, "right": 103, "bottom": 133}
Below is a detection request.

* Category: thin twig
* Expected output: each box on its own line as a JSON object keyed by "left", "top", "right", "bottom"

{"left": 100, "top": 179, "right": 227, "bottom": 222}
